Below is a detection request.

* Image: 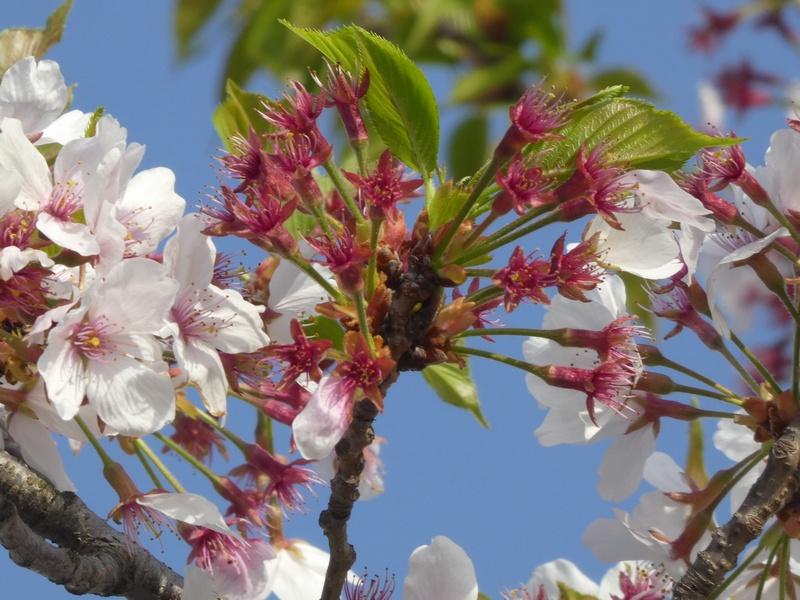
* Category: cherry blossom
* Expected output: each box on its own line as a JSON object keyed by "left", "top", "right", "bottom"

{"left": 37, "top": 258, "right": 179, "bottom": 436}
{"left": 0, "top": 56, "right": 89, "bottom": 143}
{"left": 263, "top": 540, "right": 332, "bottom": 600}
{"left": 583, "top": 453, "right": 713, "bottom": 579}
{"left": 403, "top": 536, "right": 478, "bottom": 600}
{"left": 162, "top": 215, "right": 269, "bottom": 415}
{"left": 260, "top": 256, "right": 334, "bottom": 344}
{"left": 524, "top": 274, "right": 651, "bottom": 500}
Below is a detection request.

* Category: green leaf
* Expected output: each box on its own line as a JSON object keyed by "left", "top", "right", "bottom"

{"left": 283, "top": 22, "right": 440, "bottom": 177}
{"left": 578, "top": 29, "right": 603, "bottom": 61}
{"left": 174, "top": 0, "right": 223, "bottom": 60}
{"left": 0, "top": 0, "right": 72, "bottom": 75}
{"left": 527, "top": 97, "right": 743, "bottom": 177}
{"left": 590, "top": 67, "right": 658, "bottom": 99}
{"left": 303, "top": 316, "right": 345, "bottom": 351}
{"left": 573, "top": 85, "right": 628, "bottom": 107}
{"left": 212, "top": 79, "right": 275, "bottom": 151}
{"left": 449, "top": 53, "right": 528, "bottom": 105}
{"left": 423, "top": 359, "right": 488, "bottom": 428}
{"left": 686, "top": 413, "right": 708, "bottom": 490}
{"left": 448, "top": 113, "right": 488, "bottom": 181}
{"left": 426, "top": 179, "right": 471, "bottom": 233}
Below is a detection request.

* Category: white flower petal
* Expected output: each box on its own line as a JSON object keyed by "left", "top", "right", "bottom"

{"left": 628, "top": 170, "right": 715, "bottom": 232}
{"left": 38, "top": 109, "right": 90, "bottom": 145}
{"left": 87, "top": 356, "right": 175, "bottom": 437}
{"left": 38, "top": 313, "right": 89, "bottom": 421}
{"left": 177, "top": 337, "right": 228, "bottom": 416}
{"left": 117, "top": 168, "right": 186, "bottom": 256}
{"left": 8, "top": 412, "right": 75, "bottom": 492}
{"left": 706, "top": 227, "right": 788, "bottom": 338}
{"left": 403, "top": 536, "right": 478, "bottom": 600}
{"left": 597, "top": 424, "right": 656, "bottom": 502}
{"left": 0, "top": 58, "right": 67, "bottom": 134}
{"left": 163, "top": 214, "right": 214, "bottom": 288}
{"left": 262, "top": 541, "right": 330, "bottom": 600}
{"left": 588, "top": 213, "right": 683, "bottom": 279}
{"left": 138, "top": 492, "right": 240, "bottom": 538}
{"left": 91, "top": 258, "right": 178, "bottom": 333}
{"left": 525, "top": 559, "right": 601, "bottom": 600}
{"left": 292, "top": 376, "right": 352, "bottom": 460}
{"left": 0, "top": 117, "right": 51, "bottom": 210}
{"left": 268, "top": 260, "right": 333, "bottom": 344}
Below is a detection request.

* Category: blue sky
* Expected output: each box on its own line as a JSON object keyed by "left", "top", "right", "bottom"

{"left": 3, "top": 2, "right": 800, "bottom": 599}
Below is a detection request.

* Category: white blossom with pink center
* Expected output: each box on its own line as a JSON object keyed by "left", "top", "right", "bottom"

{"left": 162, "top": 214, "right": 269, "bottom": 416}
{"left": 38, "top": 257, "right": 179, "bottom": 436}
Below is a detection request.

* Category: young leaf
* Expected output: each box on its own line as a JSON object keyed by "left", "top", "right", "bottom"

{"left": 531, "top": 97, "right": 742, "bottom": 175}
{"left": 0, "top": 0, "right": 72, "bottom": 75}
{"left": 448, "top": 113, "right": 488, "bottom": 182}
{"left": 449, "top": 54, "right": 527, "bottom": 105}
{"left": 212, "top": 79, "right": 275, "bottom": 151}
{"left": 283, "top": 22, "right": 440, "bottom": 177}
{"left": 174, "top": 0, "right": 223, "bottom": 60}
{"left": 422, "top": 359, "right": 489, "bottom": 428}
{"left": 686, "top": 415, "right": 709, "bottom": 490}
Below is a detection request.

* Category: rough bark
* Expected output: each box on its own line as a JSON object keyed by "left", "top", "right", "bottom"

{"left": 0, "top": 449, "right": 185, "bottom": 599}
{"left": 673, "top": 413, "right": 800, "bottom": 599}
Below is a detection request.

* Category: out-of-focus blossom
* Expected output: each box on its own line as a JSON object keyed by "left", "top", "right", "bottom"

{"left": 403, "top": 536, "right": 478, "bottom": 600}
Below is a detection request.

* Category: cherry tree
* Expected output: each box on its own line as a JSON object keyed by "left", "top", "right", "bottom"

{"left": 4, "top": 3, "right": 800, "bottom": 600}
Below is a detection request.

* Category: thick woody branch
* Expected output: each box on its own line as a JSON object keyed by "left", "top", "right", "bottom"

{"left": 0, "top": 450, "right": 185, "bottom": 600}
{"left": 673, "top": 413, "right": 800, "bottom": 600}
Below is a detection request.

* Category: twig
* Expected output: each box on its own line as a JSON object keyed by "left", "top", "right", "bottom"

{"left": 673, "top": 413, "right": 800, "bottom": 599}
{"left": 318, "top": 399, "right": 379, "bottom": 600}
{"left": 0, "top": 450, "right": 186, "bottom": 600}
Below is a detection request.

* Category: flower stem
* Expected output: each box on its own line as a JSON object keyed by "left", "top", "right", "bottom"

{"left": 353, "top": 293, "right": 376, "bottom": 357}
{"left": 287, "top": 255, "right": 347, "bottom": 304}
{"left": 464, "top": 212, "right": 499, "bottom": 247}
{"left": 433, "top": 156, "right": 499, "bottom": 264}
{"left": 669, "top": 382, "right": 744, "bottom": 404}
{"left": 794, "top": 320, "right": 800, "bottom": 409}
{"left": 755, "top": 537, "right": 781, "bottom": 600}
{"left": 457, "top": 327, "right": 570, "bottom": 341}
{"left": 455, "top": 210, "right": 562, "bottom": 266}
{"left": 365, "top": 217, "right": 382, "bottom": 300}
{"left": 463, "top": 284, "right": 503, "bottom": 308}
{"left": 727, "top": 332, "right": 782, "bottom": 396}
{"left": 324, "top": 156, "right": 364, "bottom": 225}
{"left": 154, "top": 432, "right": 221, "bottom": 486}
{"left": 132, "top": 438, "right": 186, "bottom": 493}
{"left": 640, "top": 347, "right": 740, "bottom": 399}
{"left": 451, "top": 344, "right": 541, "bottom": 375}
{"left": 132, "top": 442, "right": 165, "bottom": 490}
{"left": 193, "top": 409, "right": 249, "bottom": 455}
{"left": 73, "top": 415, "right": 115, "bottom": 468}
{"left": 779, "top": 535, "right": 790, "bottom": 600}
{"left": 463, "top": 268, "right": 498, "bottom": 279}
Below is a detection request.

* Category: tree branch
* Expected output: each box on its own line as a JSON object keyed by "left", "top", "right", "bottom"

{"left": 318, "top": 237, "right": 443, "bottom": 600}
{"left": 673, "top": 413, "right": 800, "bottom": 599}
{"left": 0, "top": 449, "right": 185, "bottom": 600}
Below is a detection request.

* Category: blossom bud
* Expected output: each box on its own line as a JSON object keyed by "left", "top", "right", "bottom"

{"left": 633, "top": 371, "right": 675, "bottom": 395}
